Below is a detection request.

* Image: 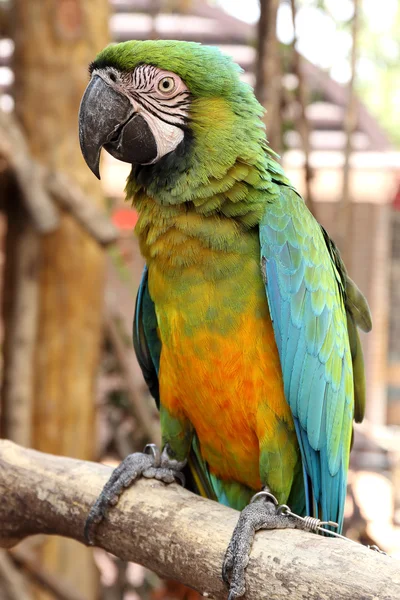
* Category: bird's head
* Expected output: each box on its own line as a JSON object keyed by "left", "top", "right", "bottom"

{"left": 79, "top": 40, "right": 265, "bottom": 193}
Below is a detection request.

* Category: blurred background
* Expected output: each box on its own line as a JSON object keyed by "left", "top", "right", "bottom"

{"left": 0, "top": 0, "right": 399, "bottom": 598}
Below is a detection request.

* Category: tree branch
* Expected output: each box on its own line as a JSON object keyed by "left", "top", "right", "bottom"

{"left": 46, "top": 171, "right": 118, "bottom": 246}
{"left": 0, "top": 440, "right": 398, "bottom": 600}
{"left": 9, "top": 547, "right": 87, "bottom": 600}
{"left": 0, "top": 549, "right": 31, "bottom": 600}
{"left": 0, "top": 111, "right": 60, "bottom": 234}
{"left": 0, "top": 110, "right": 118, "bottom": 245}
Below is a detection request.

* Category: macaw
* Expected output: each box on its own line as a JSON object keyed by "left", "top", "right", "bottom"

{"left": 78, "top": 40, "right": 371, "bottom": 598}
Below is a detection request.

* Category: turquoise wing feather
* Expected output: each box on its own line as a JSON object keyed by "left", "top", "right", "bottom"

{"left": 259, "top": 184, "right": 367, "bottom": 529}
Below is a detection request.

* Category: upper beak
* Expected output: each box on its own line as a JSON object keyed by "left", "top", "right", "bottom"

{"left": 78, "top": 75, "right": 157, "bottom": 179}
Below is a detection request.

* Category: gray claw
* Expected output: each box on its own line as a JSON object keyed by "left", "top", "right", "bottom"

{"left": 223, "top": 496, "right": 301, "bottom": 599}
{"left": 144, "top": 443, "right": 161, "bottom": 463}
{"left": 172, "top": 469, "right": 185, "bottom": 486}
{"left": 84, "top": 445, "right": 186, "bottom": 546}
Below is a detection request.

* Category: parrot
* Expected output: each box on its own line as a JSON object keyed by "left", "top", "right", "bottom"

{"left": 78, "top": 40, "right": 372, "bottom": 598}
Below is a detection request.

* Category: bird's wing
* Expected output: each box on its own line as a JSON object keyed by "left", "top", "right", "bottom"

{"left": 133, "top": 266, "right": 161, "bottom": 407}
{"left": 259, "top": 184, "right": 371, "bottom": 528}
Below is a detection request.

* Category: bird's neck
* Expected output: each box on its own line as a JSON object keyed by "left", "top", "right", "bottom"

{"left": 130, "top": 156, "right": 278, "bottom": 276}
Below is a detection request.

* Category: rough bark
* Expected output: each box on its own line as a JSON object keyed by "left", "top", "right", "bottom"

{"left": 10, "top": 1, "right": 110, "bottom": 598}
{"left": 0, "top": 440, "right": 398, "bottom": 600}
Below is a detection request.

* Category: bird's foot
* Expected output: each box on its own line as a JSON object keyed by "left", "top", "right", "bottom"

{"left": 222, "top": 491, "right": 308, "bottom": 600}
{"left": 84, "top": 443, "right": 186, "bottom": 545}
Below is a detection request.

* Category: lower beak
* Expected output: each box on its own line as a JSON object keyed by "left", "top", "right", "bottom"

{"left": 78, "top": 75, "right": 157, "bottom": 179}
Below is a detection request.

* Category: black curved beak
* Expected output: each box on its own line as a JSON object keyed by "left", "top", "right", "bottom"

{"left": 79, "top": 75, "right": 158, "bottom": 179}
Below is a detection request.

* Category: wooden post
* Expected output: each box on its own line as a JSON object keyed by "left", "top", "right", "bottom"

{"left": 11, "top": 1, "right": 109, "bottom": 598}
{"left": 364, "top": 203, "right": 391, "bottom": 425}
{"left": 289, "top": 0, "right": 317, "bottom": 217}
{"left": 0, "top": 191, "right": 38, "bottom": 447}
{"left": 336, "top": 0, "right": 361, "bottom": 267}
{"left": 256, "top": 0, "right": 282, "bottom": 154}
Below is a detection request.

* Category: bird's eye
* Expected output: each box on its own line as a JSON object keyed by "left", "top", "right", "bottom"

{"left": 157, "top": 77, "right": 176, "bottom": 94}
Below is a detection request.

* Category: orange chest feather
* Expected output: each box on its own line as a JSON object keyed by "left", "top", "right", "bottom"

{"left": 151, "top": 267, "right": 294, "bottom": 490}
